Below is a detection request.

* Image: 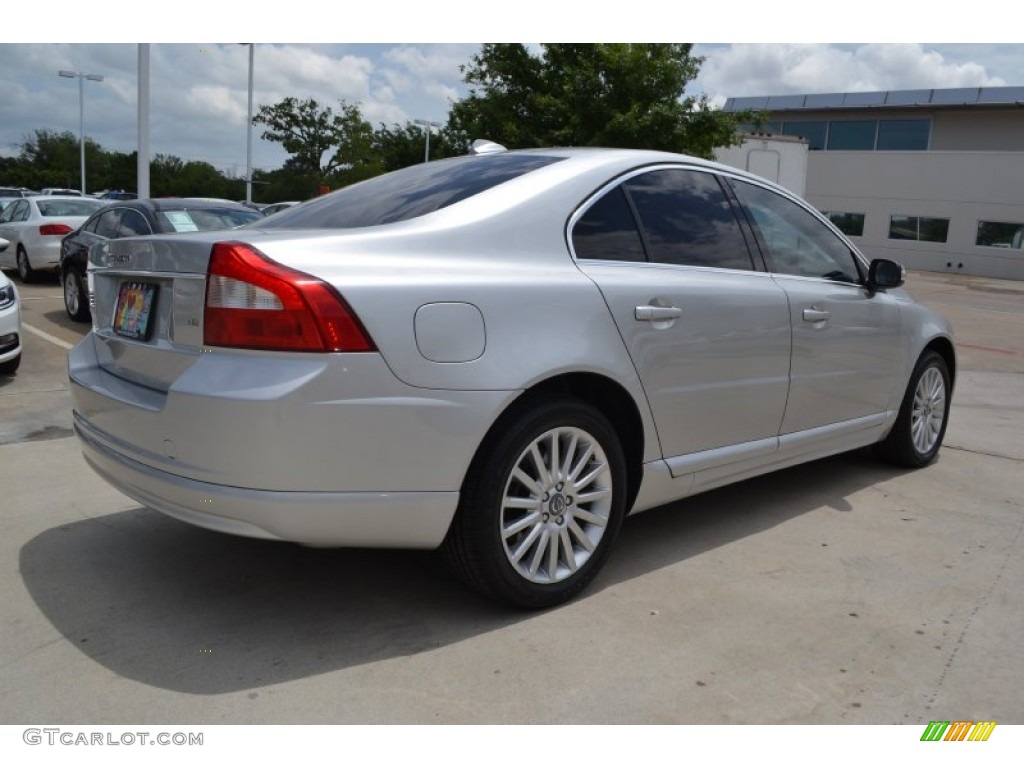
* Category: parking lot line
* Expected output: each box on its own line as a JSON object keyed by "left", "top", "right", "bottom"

{"left": 22, "top": 322, "right": 74, "bottom": 351}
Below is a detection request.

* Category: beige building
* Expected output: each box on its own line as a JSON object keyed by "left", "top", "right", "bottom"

{"left": 724, "top": 87, "right": 1024, "bottom": 280}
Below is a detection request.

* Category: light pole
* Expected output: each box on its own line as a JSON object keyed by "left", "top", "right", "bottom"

{"left": 414, "top": 119, "right": 442, "bottom": 163}
{"left": 240, "top": 44, "right": 254, "bottom": 204}
{"left": 58, "top": 70, "right": 104, "bottom": 195}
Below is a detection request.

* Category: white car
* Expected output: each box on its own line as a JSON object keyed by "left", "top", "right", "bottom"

{"left": 0, "top": 238, "right": 22, "bottom": 374}
{"left": 0, "top": 196, "right": 104, "bottom": 282}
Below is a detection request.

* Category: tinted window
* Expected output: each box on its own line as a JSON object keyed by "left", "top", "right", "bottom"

{"left": 876, "top": 119, "right": 930, "bottom": 150}
{"left": 118, "top": 209, "right": 152, "bottom": 237}
{"left": 823, "top": 211, "right": 866, "bottom": 237}
{"left": 94, "top": 210, "right": 121, "bottom": 239}
{"left": 781, "top": 120, "right": 827, "bottom": 150}
{"left": 827, "top": 120, "right": 877, "bottom": 150}
{"left": 572, "top": 186, "right": 646, "bottom": 262}
{"left": 259, "top": 154, "right": 564, "bottom": 230}
{"left": 889, "top": 215, "right": 949, "bottom": 243}
{"left": 732, "top": 180, "right": 862, "bottom": 283}
{"left": 976, "top": 220, "right": 1024, "bottom": 249}
{"left": 623, "top": 169, "right": 754, "bottom": 270}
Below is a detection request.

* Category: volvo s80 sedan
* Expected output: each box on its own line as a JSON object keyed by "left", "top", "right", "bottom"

{"left": 68, "top": 147, "right": 955, "bottom": 608}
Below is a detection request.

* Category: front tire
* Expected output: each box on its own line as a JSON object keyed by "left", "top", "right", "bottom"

{"left": 443, "top": 396, "right": 627, "bottom": 609}
{"left": 876, "top": 350, "right": 951, "bottom": 467}
{"left": 17, "top": 247, "right": 39, "bottom": 284}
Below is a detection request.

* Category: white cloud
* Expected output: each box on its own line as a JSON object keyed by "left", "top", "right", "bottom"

{"left": 695, "top": 43, "right": 1009, "bottom": 102}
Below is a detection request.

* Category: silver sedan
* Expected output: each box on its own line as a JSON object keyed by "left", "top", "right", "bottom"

{"left": 0, "top": 196, "right": 104, "bottom": 281}
{"left": 69, "top": 147, "right": 955, "bottom": 607}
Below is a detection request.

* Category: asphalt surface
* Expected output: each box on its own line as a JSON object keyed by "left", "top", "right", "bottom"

{"left": 0, "top": 269, "right": 1021, "bottom": 725}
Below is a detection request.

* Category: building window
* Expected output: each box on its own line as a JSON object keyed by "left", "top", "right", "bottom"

{"left": 827, "top": 120, "right": 877, "bottom": 150}
{"left": 780, "top": 121, "right": 826, "bottom": 150}
{"left": 889, "top": 215, "right": 950, "bottom": 243}
{"left": 876, "top": 120, "right": 930, "bottom": 150}
{"left": 766, "top": 118, "right": 932, "bottom": 151}
{"left": 823, "top": 212, "right": 866, "bottom": 237}
{"left": 976, "top": 220, "right": 1024, "bottom": 249}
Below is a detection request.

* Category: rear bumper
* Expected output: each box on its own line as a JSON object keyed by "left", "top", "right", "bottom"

{"left": 75, "top": 412, "right": 459, "bottom": 548}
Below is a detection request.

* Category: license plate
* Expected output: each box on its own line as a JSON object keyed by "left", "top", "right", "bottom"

{"left": 113, "top": 281, "right": 157, "bottom": 340}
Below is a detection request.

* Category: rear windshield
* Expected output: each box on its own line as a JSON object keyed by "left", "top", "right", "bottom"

{"left": 156, "top": 207, "right": 263, "bottom": 233}
{"left": 37, "top": 199, "right": 104, "bottom": 217}
{"left": 256, "top": 153, "right": 564, "bottom": 229}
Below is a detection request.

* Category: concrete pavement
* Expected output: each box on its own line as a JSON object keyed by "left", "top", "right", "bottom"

{"left": 0, "top": 271, "right": 1021, "bottom": 724}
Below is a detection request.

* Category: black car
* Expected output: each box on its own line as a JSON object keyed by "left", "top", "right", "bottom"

{"left": 59, "top": 198, "right": 264, "bottom": 321}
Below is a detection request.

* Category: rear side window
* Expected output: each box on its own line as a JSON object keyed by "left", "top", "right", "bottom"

{"left": 118, "top": 209, "right": 152, "bottom": 237}
{"left": 94, "top": 210, "right": 122, "bottom": 239}
{"left": 624, "top": 169, "right": 755, "bottom": 270}
{"left": 572, "top": 186, "right": 646, "bottom": 262}
{"left": 258, "top": 154, "right": 564, "bottom": 229}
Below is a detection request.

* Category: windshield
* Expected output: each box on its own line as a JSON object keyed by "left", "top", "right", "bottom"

{"left": 256, "top": 154, "right": 564, "bottom": 230}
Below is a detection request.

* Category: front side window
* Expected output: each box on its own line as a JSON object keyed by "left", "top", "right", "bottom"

{"left": 731, "top": 180, "right": 862, "bottom": 283}
{"left": 889, "top": 216, "right": 949, "bottom": 243}
{"left": 622, "top": 169, "right": 754, "bottom": 270}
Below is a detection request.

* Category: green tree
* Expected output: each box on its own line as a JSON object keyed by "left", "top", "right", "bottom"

{"left": 150, "top": 154, "right": 231, "bottom": 198}
{"left": 18, "top": 129, "right": 99, "bottom": 189}
{"left": 373, "top": 122, "right": 464, "bottom": 173}
{"left": 448, "top": 44, "right": 749, "bottom": 158}
{"left": 253, "top": 97, "right": 378, "bottom": 188}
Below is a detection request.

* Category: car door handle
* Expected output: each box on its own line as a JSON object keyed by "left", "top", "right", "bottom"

{"left": 635, "top": 305, "right": 683, "bottom": 322}
{"left": 802, "top": 307, "right": 830, "bottom": 323}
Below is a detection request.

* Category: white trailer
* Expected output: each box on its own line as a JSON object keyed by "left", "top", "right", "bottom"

{"left": 714, "top": 133, "right": 809, "bottom": 197}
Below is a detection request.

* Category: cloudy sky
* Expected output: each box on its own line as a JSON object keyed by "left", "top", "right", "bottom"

{"left": 1, "top": 3, "right": 1018, "bottom": 180}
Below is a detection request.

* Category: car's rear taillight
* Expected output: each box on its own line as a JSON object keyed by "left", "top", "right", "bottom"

{"left": 40, "top": 224, "right": 73, "bottom": 236}
{"left": 203, "top": 241, "right": 375, "bottom": 353}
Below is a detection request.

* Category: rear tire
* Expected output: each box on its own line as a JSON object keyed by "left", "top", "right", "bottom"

{"left": 63, "top": 268, "right": 90, "bottom": 322}
{"left": 443, "top": 396, "right": 627, "bottom": 609}
{"left": 875, "top": 351, "right": 951, "bottom": 467}
{"left": 17, "top": 246, "right": 39, "bottom": 284}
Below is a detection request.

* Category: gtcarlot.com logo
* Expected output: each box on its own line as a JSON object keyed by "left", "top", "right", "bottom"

{"left": 920, "top": 721, "right": 996, "bottom": 742}
{"left": 23, "top": 728, "right": 203, "bottom": 747}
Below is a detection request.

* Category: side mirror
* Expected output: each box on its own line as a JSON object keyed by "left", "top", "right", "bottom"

{"left": 867, "top": 258, "right": 905, "bottom": 290}
{"left": 0, "top": 237, "right": 8, "bottom": 253}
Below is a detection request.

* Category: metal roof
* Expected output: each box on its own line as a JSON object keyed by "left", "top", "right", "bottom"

{"left": 724, "top": 86, "right": 1024, "bottom": 112}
